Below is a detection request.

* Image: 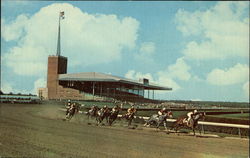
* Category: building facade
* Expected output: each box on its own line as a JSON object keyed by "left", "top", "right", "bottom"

{"left": 46, "top": 55, "right": 84, "bottom": 100}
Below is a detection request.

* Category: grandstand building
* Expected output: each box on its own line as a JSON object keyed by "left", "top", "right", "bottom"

{"left": 38, "top": 12, "right": 172, "bottom": 101}
{"left": 42, "top": 54, "right": 172, "bottom": 101}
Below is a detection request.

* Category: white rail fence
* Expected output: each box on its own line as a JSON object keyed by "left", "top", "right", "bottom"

{"left": 117, "top": 115, "right": 249, "bottom": 137}
{"left": 65, "top": 109, "right": 249, "bottom": 137}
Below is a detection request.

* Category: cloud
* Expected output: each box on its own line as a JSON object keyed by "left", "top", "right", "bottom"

{"left": 156, "top": 71, "right": 181, "bottom": 91}
{"left": 139, "top": 42, "right": 155, "bottom": 55}
{"left": 32, "top": 78, "right": 46, "bottom": 94}
{"left": 167, "top": 57, "right": 191, "bottom": 81}
{"left": 190, "top": 98, "right": 202, "bottom": 101}
{"left": 176, "top": 1, "right": 249, "bottom": 60}
{"left": 1, "top": 81, "right": 29, "bottom": 94}
{"left": 124, "top": 70, "right": 180, "bottom": 91}
{"left": 134, "top": 42, "right": 156, "bottom": 63}
{"left": 207, "top": 63, "right": 249, "bottom": 86}
{"left": 2, "top": 3, "right": 139, "bottom": 76}
{"left": 1, "top": 82, "right": 14, "bottom": 94}
{"left": 242, "top": 81, "right": 249, "bottom": 98}
{"left": 124, "top": 56, "right": 193, "bottom": 91}
{"left": 125, "top": 70, "right": 154, "bottom": 81}
{"left": 1, "top": 14, "right": 29, "bottom": 41}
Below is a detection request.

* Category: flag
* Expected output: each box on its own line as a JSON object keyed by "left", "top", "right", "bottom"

{"left": 60, "top": 11, "right": 65, "bottom": 19}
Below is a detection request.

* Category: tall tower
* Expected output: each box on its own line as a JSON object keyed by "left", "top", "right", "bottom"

{"left": 47, "top": 56, "right": 67, "bottom": 99}
{"left": 47, "top": 11, "right": 67, "bottom": 99}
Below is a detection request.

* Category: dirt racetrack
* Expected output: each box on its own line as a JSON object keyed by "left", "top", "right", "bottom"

{"left": 0, "top": 103, "right": 249, "bottom": 158}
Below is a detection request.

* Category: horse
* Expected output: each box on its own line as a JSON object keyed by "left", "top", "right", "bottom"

{"left": 144, "top": 111, "right": 173, "bottom": 130}
{"left": 122, "top": 112, "right": 135, "bottom": 126}
{"left": 65, "top": 104, "right": 80, "bottom": 120}
{"left": 172, "top": 112, "right": 205, "bottom": 136}
{"left": 96, "top": 108, "right": 111, "bottom": 125}
{"left": 108, "top": 108, "right": 120, "bottom": 126}
{"left": 85, "top": 105, "right": 99, "bottom": 119}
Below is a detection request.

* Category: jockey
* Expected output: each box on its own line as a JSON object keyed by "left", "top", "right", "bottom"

{"left": 112, "top": 105, "right": 119, "bottom": 113}
{"left": 101, "top": 105, "right": 109, "bottom": 113}
{"left": 91, "top": 105, "right": 96, "bottom": 110}
{"left": 66, "top": 100, "right": 71, "bottom": 107}
{"left": 158, "top": 107, "right": 168, "bottom": 116}
{"left": 127, "top": 106, "right": 136, "bottom": 116}
{"left": 69, "top": 102, "right": 76, "bottom": 111}
{"left": 66, "top": 100, "right": 72, "bottom": 115}
{"left": 187, "top": 109, "right": 198, "bottom": 123}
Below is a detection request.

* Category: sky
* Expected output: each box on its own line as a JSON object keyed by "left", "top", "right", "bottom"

{"left": 1, "top": 1, "right": 249, "bottom": 102}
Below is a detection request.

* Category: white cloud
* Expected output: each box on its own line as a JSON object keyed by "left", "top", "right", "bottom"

{"left": 124, "top": 70, "right": 180, "bottom": 91}
{"left": 242, "top": 81, "right": 249, "bottom": 98}
{"left": 2, "top": 82, "right": 14, "bottom": 94}
{"left": 1, "top": 14, "right": 29, "bottom": 41}
{"left": 125, "top": 70, "right": 154, "bottom": 81}
{"left": 2, "top": 3, "right": 139, "bottom": 76}
{"left": 1, "top": 81, "right": 29, "bottom": 94}
{"left": 190, "top": 98, "right": 202, "bottom": 101}
{"left": 139, "top": 42, "right": 155, "bottom": 55}
{"left": 207, "top": 63, "right": 249, "bottom": 86}
{"left": 176, "top": 1, "right": 249, "bottom": 60}
{"left": 134, "top": 42, "right": 156, "bottom": 63}
{"left": 167, "top": 58, "right": 191, "bottom": 81}
{"left": 124, "top": 57, "right": 193, "bottom": 91}
{"left": 156, "top": 71, "right": 181, "bottom": 91}
{"left": 32, "top": 78, "right": 46, "bottom": 94}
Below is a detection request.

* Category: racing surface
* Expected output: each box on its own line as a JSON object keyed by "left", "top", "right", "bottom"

{"left": 0, "top": 103, "right": 249, "bottom": 158}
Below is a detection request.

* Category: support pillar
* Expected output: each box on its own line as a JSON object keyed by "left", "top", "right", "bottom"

{"left": 153, "top": 90, "right": 154, "bottom": 100}
{"left": 92, "top": 82, "right": 95, "bottom": 100}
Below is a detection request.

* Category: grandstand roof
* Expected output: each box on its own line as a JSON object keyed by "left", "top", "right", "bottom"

{"left": 58, "top": 72, "right": 172, "bottom": 90}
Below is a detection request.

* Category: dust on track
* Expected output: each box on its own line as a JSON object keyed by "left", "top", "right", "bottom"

{"left": 0, "top": 103, "right": 249, "bottom": 158}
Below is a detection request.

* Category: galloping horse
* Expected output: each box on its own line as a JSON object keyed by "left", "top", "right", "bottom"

{"left": 85, "top": 105, "right": 99, "bottom": 119}
{"left": 65, "top": 104, "right": 80, "bottom": 120}
{"left": 172, "top": 112, "right": 205, "bottom": 136}
{"left": 96, "top": 108, "right": 111, "bottom": 125}
{"left": 144, "top": 111, "right": 173, "bottom": 130}
{"left": 108, "top": 108, "right": 120, "bottom": 126}
{"left": 122, "top": 112, "right": 135, "bottom": 126}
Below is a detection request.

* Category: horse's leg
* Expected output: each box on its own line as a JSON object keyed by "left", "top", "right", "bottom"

{"left": 163, "top": 121, "right": 168, "bottom": 131}
{"left": 96, "top": 117, "right": 100, "bottom": 125}
{"left": 156, "top": 121, "right": 161, "bottom": 130}
{"left": 174, "top": 123, "right": 181, "bottom": 133}
{"left": 106, "top": 116, "right": 109, "bottom": 124}
{"left": 128, "top": 118, "right": 132, "bottom": 126}
{"left": 109, "top": 118, "right": 112, "bottom": 126}
{"left": 198, "top": 125, "right": 202, "bottom": 135}
{"left": 144, "top": 119, "right": 150, "bottom": 127}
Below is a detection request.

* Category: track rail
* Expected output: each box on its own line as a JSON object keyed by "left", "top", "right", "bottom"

{"left": 118, "top": 115, "right": 249, "bottom": 129}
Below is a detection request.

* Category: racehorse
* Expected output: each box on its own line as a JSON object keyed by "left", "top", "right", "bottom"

{"left": 96, "top": 108, "right": 111, "bottom": 125}
{"left": 85, "top": 105, "right": 99, "bottom": 119}
{"left": 108, "top": 108, "right": 120, "bottom": 126}
{"left": 122, "top": 112, "right": 135, "bottom": 126}
{"left": 65, "top": 104, "right": 80, "bottom": 120}
{"left": 172, "top": 112, "right": 205, "bottom": 136}
{"left": 144, "top": 111, "right": 173, "bottom": 130}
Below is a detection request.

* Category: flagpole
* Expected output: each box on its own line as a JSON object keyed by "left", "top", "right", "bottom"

{"left": 56, "top": 12, "right": 61, "bottom": 56}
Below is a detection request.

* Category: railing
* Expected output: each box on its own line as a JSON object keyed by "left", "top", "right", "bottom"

{"left": 62, "top": 108, "right": 249, "bottom": 137}
{"left": 117, "top": 115, "right": 249, "bottom": 137}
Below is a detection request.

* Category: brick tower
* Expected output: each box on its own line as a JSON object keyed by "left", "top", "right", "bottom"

{"left": 46, "top": 11, "right": 83, "bottom": 100}
{"left": 47, "top": 12, "right": 66, "bottom": 99}
{"left": 47, "top": 55, "right": 67, "bottom": 99}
